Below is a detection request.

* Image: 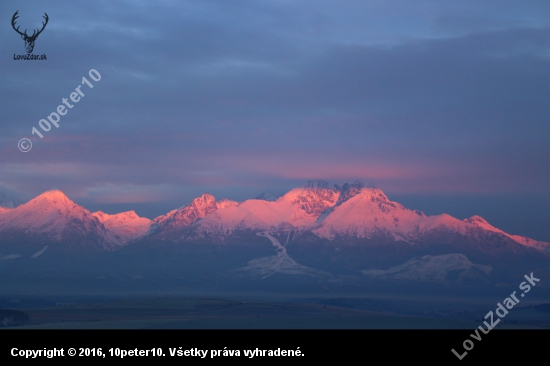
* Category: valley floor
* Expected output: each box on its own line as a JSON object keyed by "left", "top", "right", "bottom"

{"left": 3, "top": 297, "right": 550, "bottom": 329}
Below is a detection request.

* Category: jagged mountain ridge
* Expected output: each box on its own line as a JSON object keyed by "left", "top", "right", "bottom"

{"left": 0, "top": 190, "right": 147, "bottom": 248}
{"left": 2, "top": 182, "right": 550, "bottom": 291}
{"left": 0, "top": 190, "right": 115, "bottom": 248}
{"left": 148, "top": 181, "right": 549, "bottom": 253}
{"left": 0, "top": 182, "right": 548, "bottom": 253}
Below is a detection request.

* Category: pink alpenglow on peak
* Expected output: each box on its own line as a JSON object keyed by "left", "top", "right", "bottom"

{"left": 216, "top": 198, "right": 239, "bottom": 209}
{"left": 93, "top": 210, "right": 147, "bottom": 224}
{"left": 0, "top": 189, "right": 154, "bottom": 247}
{"left": 310, "top": 187, "right": 548, "bottom": 249}
{"left": 0, "top": 184, "right": 548, "bottom": 252}
{"left": 32, "top": 189, "right": 74, "bottom": 208}
{"left": 152, "top": 193, "right": 218, "bottom": 230}
{"left": 464, "top": 215, "right": 549, "bottom": 250}
{"left": 278, "top": 180, "right": 340, "bottom": 216}
{"left": 197, "top": 196, "right": 318, "bottom": 235}
{"left": 0, "top": 189, "right": 120, "bottom": 247}
{"left": 3, "top": 189, "right": 94, "bottom": 227}
{"left": 92, "top": 210, "right": 152, "bottom": 241}
{"left": 311, "top": 186, "right": 431, "bottom": 240}
{"left": 193, "top": 181, "right": 352, "bottom": 237}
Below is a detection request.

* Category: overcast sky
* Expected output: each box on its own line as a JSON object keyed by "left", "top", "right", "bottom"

{"left": 1, "top": 1, "right": 549, "bottom": 239}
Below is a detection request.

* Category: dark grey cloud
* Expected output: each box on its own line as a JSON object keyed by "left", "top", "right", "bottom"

{"left": 0, "top": 0, "right": 548, "bottom": 238}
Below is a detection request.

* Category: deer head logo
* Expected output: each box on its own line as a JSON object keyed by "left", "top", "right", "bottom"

{"left": 11, "top": 10, "right": 49, "bottom": 54}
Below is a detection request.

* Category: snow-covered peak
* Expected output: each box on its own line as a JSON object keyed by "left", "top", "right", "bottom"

{"left": 464, "top": 215, "right": 512, "bottom": 238}
{"left": 39, "top": 189, "right": 67, "bottom": 198}
{"left": 312, "top": 187, "right": 483, "bottom": 243}
{"left": 31, "top": 190, "right": 75, "bottom": 210}
{"left": 278, "top": 180, "right": 340, "bottom": 215}
{"left": 217, "top": 198, "right": 239, "bottom": 209}
{"left": 152, "top": 193, "right": 218, "bottom": 230}
{"left": 93, "top": 210, "right": 144, "bottom": 223}
{"left": 464, "top": 215, "right": 490, "bottom": 227}
{"left": 93, "top": 210, "right": 151, "bottom": 242}
{"left": 196, "top": 196, "right": 324, "bottom": 237}
{"left": 0, "top": 190, "right": 120, "bottom": 247}
{"left": 464, "top": 215, "right": 548, "bottom": 249}
{"left": 335, "top": 181, "right": 364, "bottom": 205}
{"left": 17, "top": 190, "right": 86, "bottom": 218}
{"left": 188, "top": 193, "right": 217, "bottom": 213}
{"left": 352, "top": 186, "right": 390, "bottom": 203}
{"left": 117, "top": 210, "right": 141, "bottom": 220}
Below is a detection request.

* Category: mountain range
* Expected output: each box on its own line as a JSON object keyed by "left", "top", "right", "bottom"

{"left": 1, "top": 181, "right": 549, "bottom": 293}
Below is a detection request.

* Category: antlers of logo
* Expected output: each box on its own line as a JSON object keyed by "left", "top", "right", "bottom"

{"left": 11, "top": 10, "right": 49, "bottom": 54}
